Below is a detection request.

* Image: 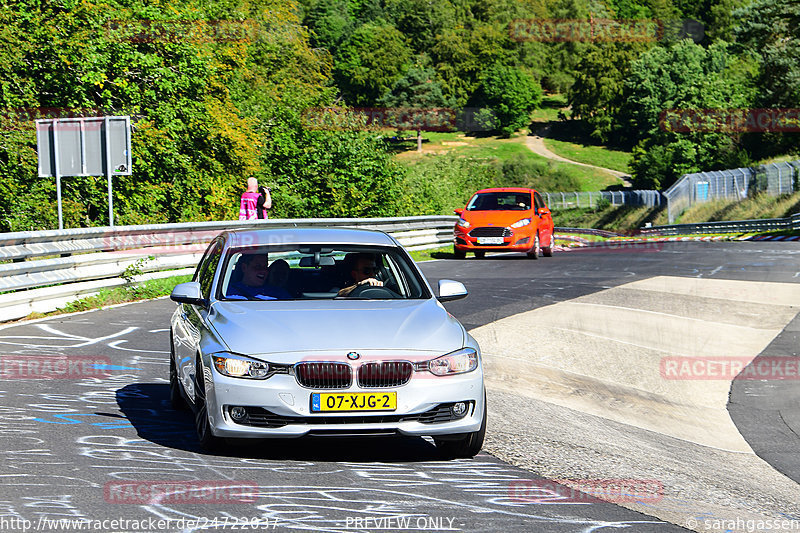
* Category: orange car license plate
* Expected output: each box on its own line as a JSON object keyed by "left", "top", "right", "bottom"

{"left": 477, "top": 237, "right": 504, "bottom": 244}
{"left": 311, "top": 392, "right": 397, "bottom": 412}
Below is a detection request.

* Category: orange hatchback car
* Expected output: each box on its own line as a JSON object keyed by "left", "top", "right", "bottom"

{"left": 453, "top": 187, "right": 555, "bottom": 259}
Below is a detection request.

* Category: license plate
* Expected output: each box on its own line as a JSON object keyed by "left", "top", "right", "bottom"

{"left": 477, "top": 237, "right": 504, "bottom": 244}
{"left": 311, "top": 392, "right": 397, "bottom": 412}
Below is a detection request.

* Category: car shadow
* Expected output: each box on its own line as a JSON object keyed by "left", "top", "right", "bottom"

{"left": 116, "top": 383, "right": 448, "bottom": 462}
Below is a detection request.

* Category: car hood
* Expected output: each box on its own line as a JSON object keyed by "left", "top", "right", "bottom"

{"left": 208, "top": 298, "right": 465, "bottom": 359}
{"left": 461, "top": 210, "right": 534, "bottom": 227}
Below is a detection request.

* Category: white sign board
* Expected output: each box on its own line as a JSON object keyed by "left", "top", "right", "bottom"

{"left": 35, "top": 116, "right": 132, "bottom": 228}
{"left": 36, "top": 116, "right": 131, "bottom": 177}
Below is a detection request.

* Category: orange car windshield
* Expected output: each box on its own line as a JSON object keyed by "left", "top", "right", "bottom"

{"left": 466, "top": 192, "right": 531, "bottom": 211}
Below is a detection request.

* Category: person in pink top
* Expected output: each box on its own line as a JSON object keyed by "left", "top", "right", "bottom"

{"left": 239, "top": 177, "right": 261, "bottom": 220}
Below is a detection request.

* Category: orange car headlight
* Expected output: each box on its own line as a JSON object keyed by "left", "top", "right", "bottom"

{"left": 510, "top": 218, "right": 531, "bottom": 228}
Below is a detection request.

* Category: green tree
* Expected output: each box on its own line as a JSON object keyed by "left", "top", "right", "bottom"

{"left": 469, "top": 64, "right": 542, "bottom": 137}
{"left": 262, "top": 109, "right": 405, "bottom": 218}
{"left": 335, "top": 22, "right": 413, "bottom": 105}
{"left": 379, "top": 58, "right": 454, "bottom": 151}
{"left": 620, "top": 40, "right": 751, "bottom": 189}
{"left": 735, "top": 0, "right": 800, "bottom": 108}
{"left": 568, "top": 42, "right": 649, "bottom": 144}
{"left": 304, "top": 0, "right": 353, "bottom": 50}
{"left": 383, "top": 0, "right": 457, "bottom": 52}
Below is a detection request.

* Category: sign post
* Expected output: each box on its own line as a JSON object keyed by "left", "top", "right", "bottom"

{"left": 36, "top": 116, "right": 132, "bottom": 229}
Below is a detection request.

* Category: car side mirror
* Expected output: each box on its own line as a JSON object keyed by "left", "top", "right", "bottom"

{"left": 437, "top": 279, "right": 468, "bottom": 302}
{"left": 538, "top": 207, "right": 550, "bottom": 216}
{"left": 170, "top": 281, "right": 207, "bottom": 307}
{"left": 454, "top": 208, "right": 464, "bottom": 216}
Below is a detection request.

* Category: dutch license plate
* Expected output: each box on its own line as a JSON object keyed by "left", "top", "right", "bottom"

{"left": 477, "top": 237, "right": 504, "bottom": 244}
{"left": 311, "top": 392, "right": 397, "bottom": 412}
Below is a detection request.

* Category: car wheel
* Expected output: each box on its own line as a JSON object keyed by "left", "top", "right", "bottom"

{"left": 169, "top": 335, "right": 188, "bottom": 411}
{"left": 453, "top": 248, "right": 466, "bottom": 259}
{"left": 542, "top": 233, "right": 554, "bottom": 257}
{"left": 527, "top": 234, "right": 539, "bottom": 259}
{"left": 194, "top": 356, "right": 223, "bottom": 452}
{"left": 474, "top": 251, "right": 485, "bottom": 259}
{"left": 434, "top": 392, "right": 487, "bottom": 459}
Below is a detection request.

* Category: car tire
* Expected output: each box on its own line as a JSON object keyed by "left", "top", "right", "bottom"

{"left": 526, "top": 234, "right": 539, "bottom": 259}
{"left": 194, "top": 356, "right": 224, "bottom": 452}
{"left": 474, "top": 251, "right": 485, "bottom": 259}
{"left": 542, "top": 233, "right": 554, "bottom": 257}
{"left": 169, "top": 335, "right": 188, "bottom": 411}
{"left": 453, "top": 248, "right": 466, "bottom": 259}
{"left": 434, "top": 392, "right": 487, "bottom": 459}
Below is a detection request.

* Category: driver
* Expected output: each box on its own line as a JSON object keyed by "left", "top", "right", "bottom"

{"left": 337, "top": 253, "right": 383, "bottom": 296}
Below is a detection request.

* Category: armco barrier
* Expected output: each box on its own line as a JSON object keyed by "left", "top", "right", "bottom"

{"left": 641, "top": 213, "right": 800, "bottom": 236}
{"left": 0, "top": 216, "right": 457, "bottom": 322}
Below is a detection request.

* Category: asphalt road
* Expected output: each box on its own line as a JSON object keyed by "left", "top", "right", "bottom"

{"left": 1, "top": 240, "right": 798, "bottom": 532}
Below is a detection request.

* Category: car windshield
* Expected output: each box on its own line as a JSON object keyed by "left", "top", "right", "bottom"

{"left": 217, "top": 245, "right": 430, "bottom": 301}
{"left": 466, "top": 192, "right": 531, "bottom": 211}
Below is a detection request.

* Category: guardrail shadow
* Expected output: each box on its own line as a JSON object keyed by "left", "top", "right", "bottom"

{"left": 116, "top": 383, "right": 444, "bottom": 461}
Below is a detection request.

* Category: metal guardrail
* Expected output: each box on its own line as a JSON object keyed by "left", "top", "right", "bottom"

{"left": 0, "top": 216, "right": 458, "bottom": 322}
{"left": 554, "top": 227, "right": 621, "bottom": 238}
{"left": 641, "top": 213, "right": 800, "bottom": 236}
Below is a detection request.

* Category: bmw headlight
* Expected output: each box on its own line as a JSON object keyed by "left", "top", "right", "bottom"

{"left": 428, "top": 348, "right": 478, "bottom": 376}
{"left": 212, "top": 354, "right": 271, "bottom": 379}
{"left": 510, "top": 218, "right": 531, "bottom": 228}
{"left": 456, "top": 218, "right": 471, "bottom": 229}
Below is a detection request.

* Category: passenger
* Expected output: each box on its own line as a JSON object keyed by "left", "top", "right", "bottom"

{"left": 266, "top": 259, "right": 292, "bottom": 296}
{"left": 337, "top": 253, "right": 383, "bottom": 297}
{"left": 227, "top": 254, "right": 291, "bottom": 300}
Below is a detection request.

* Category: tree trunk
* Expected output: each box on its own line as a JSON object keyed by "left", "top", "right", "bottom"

{"left": 416, "top": 129, "right": 422, "bottom": 152}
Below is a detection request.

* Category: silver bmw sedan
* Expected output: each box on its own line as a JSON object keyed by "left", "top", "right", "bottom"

{"left": 169, "top": 227, "right": 486, "bottom": 457}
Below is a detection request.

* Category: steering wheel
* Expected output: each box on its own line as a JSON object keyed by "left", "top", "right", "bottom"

{"left": 347, "top": 284, "right": 399, "bottom": 299}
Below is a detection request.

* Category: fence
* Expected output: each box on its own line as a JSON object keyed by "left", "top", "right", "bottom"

{"left": 664, "top": 160, "right": 800, "bottom": 223}
{"left": 0, "top": 216, "right": 457, "bottom": 322}
{"left": 544, "top": 190, "right": 664, "bottom": 209}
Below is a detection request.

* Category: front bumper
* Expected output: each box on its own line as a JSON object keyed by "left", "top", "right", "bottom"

{"left": 454, "top": 227, "right": 534, "bottom": 252}
{"left": 203, "top": 366, "right": 485, "bottom": 438}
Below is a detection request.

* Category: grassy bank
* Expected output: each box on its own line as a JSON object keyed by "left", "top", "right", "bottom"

{"left": 542, "top": 138, "right": 631, "bottom": 174}
{"left": 395, "top": 131, "right": 626, "bottom": 217}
